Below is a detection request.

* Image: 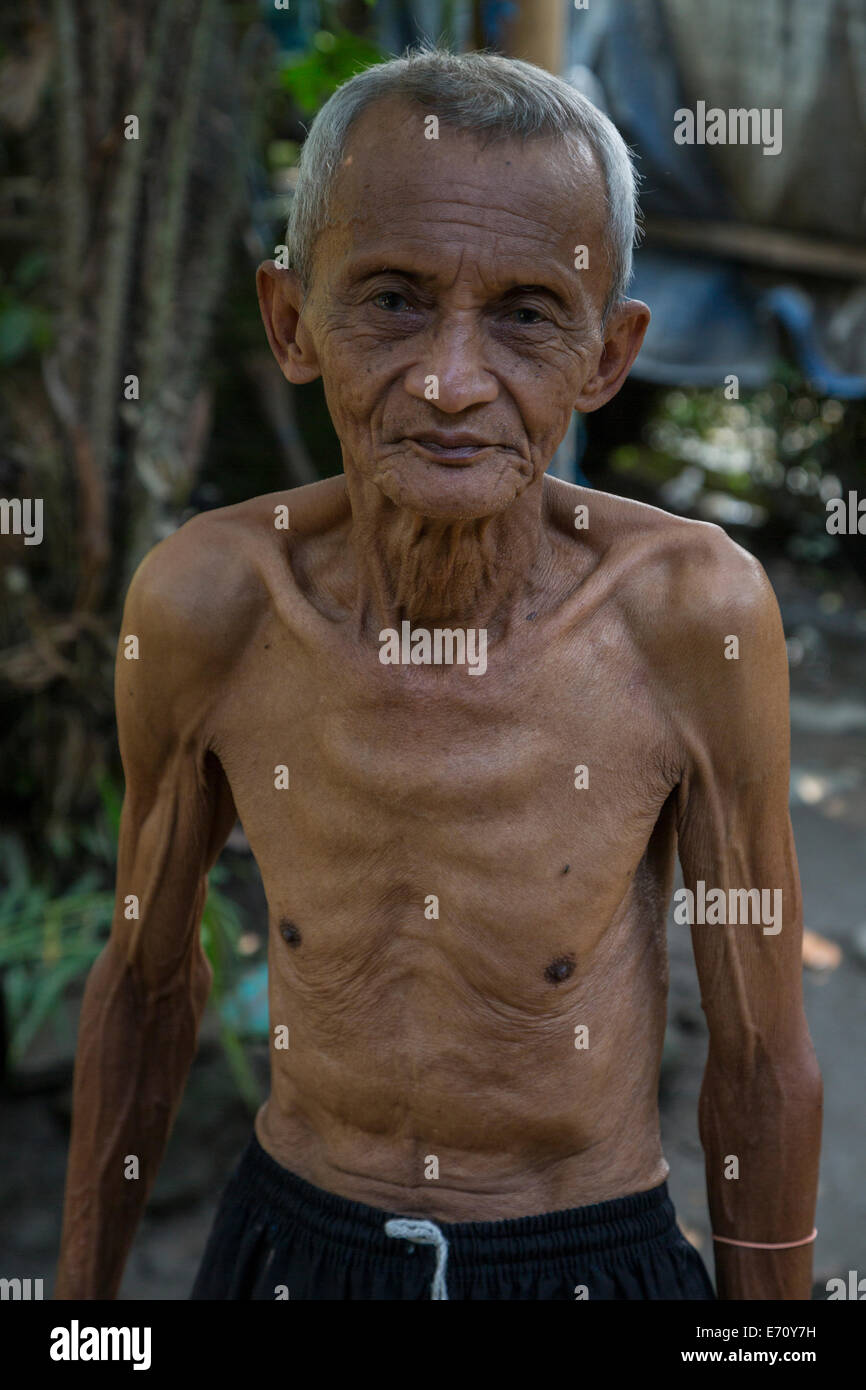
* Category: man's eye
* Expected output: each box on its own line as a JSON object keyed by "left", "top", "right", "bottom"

{"left": 510, "top": 306, "right": 546, "bottom": 325}
{"left": 373, "top": 291, "right": 410, "bottom": 312}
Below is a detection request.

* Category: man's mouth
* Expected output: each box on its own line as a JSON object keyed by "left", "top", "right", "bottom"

{"left": 405, "top": 433, "right": 498, "bottom": 464}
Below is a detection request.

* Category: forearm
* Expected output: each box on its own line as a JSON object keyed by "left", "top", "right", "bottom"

{"left": 699, "top": 1046, "right": 822, "bottom": 1300}
{"left": 56, "top": 938, "right": 210, "bottom": 1299}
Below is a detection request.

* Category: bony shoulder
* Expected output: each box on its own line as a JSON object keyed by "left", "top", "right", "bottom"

{"left": 612, "top": 511, "right": 777, "bottom": 657}
{"left": 121, "top": 480, "right": 349, "bottom": 646}
{"left": 656, "top": 514, "right": 769, "bottom": 602}
{"left": 129, "top": 512, "right": 235, "bottom": 607}
{"left": 657, "top": 519, "right": 782, "bottom": 666}
{"left": 123, "top": 508, "right": 264, "bottom": 661}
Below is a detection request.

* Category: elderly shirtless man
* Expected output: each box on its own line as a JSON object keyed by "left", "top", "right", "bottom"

{"left": 56, "top": 48, "right": 821, "bottom": 1301}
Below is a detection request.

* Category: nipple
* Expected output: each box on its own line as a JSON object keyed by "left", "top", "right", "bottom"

{"left": 544, "top": 954, "right": 575, "bottom": 985}
{"left": 279, "top": 920, "right": 302, "bottom": 947}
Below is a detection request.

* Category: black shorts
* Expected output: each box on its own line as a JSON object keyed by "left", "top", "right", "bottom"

{"left": 190, "top": 1134, "right": 716, "bottom": 1300}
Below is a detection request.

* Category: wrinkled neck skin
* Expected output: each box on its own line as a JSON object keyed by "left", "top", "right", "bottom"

{"left": 344, "top": 465, "right": 553, "bottom": 635}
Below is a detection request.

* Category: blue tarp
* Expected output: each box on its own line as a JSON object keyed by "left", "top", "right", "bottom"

{"left": 564, "top": 0, "right": 866, "bottom": 397}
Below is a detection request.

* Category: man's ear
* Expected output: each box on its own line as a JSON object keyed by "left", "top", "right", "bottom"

{"left": 573, "top": 298, "right": 650, "bottom": 414}
{"left": 255, "top": 261, "right": 321, "bottom": 385}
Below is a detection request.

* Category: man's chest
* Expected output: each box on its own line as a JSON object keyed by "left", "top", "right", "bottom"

{"left": 209, "top": 611, "right": 681, "bottom": 926}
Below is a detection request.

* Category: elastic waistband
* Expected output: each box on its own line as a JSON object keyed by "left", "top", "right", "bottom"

{"left": 231, "top": 1134, "right": 678, "bottom": 1270}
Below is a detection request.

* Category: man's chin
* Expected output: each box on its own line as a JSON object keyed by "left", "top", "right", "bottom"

{"left": 370, "top": 450, "right": 533, "bottom": 520}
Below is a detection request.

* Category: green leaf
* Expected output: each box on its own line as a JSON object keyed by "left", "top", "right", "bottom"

{"left": 0, "top": 305, "right": 38, "bottom": 362}
{"left": 12, "top": 250, "right": 48, "bottom": 291}
{"left": 280, "top": 30, "right": 386, "bottom": 115}
{"left": 216, "top": 1022, "right": 262, "bottom": 1113}
{"left": 96, "top": 773, "right": 123, "bottom": 839}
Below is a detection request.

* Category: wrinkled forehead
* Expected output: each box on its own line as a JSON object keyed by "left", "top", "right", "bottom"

{"left": 314, "top": 96, "right": 609, "bottom": 296}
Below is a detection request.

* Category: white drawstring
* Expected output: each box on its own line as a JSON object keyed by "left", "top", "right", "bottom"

{"left": 384, "top": 1218, "right": 450, "bottom": 1300}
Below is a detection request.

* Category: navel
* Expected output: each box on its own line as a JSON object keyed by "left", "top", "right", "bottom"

{"left": 279, "top": 920, "right": 302, "bottom": 948}
{"left": 544, "top": 954, "right": 575, "bottom": 985}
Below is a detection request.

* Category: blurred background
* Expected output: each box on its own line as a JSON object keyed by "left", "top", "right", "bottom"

{"left": 0, "top": 0, "right": 864, "bottom": 1298}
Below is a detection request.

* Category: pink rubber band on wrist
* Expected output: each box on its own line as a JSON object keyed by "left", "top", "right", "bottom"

{"left": 712, "top": 1228, "right": 817, "bottom": 1250}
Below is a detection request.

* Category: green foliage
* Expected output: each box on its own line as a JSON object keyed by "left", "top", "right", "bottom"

{"left": 0, "top": 251, "right": 52, "bottom": 363}
{"left": 266, "top": 138, "right": 300, "bottom": 170}
{"left": 44, "top": 772, "right": 122, "bottom": 873}
{"left": 200, "top": 864, "right": 262, "bottom": 1112}
{"left": 0, "top": 775, "right": 262, "bottom": 1109}
{"left": 0, "top": 833, "right": 112, "bottom": 1063}
{"left": 609, "top": 375, "right": 864, "bottom": 577}
{"left": 279, "top": 28, "right": 385, "bottom": 115}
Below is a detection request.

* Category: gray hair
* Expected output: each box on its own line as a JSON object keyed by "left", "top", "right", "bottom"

{"left": 286, "top": 45, "right": 641, "bottom": 328}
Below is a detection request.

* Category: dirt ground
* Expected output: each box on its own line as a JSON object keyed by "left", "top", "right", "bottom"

{"left": 1, "top": 557, "right": 863, "bottom": 1300}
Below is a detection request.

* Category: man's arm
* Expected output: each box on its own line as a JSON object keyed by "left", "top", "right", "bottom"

{"left": 55, "top": 526, "right": 237, "bottom": 1299}
{"left": 670, "top": 531, "right": 822, "bottom": 1300}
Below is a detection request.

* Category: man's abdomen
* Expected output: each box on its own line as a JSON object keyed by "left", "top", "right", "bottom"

{"left": 254, "top": 862, "right": 672, "bottom": 1219}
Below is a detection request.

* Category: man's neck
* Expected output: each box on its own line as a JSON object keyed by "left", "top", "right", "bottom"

{"left": 345, "top": 471, "right": 550, "bottom": 634}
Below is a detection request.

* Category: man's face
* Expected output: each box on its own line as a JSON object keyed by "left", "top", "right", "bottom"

{"left": 262, "top": 97, "right": 648, "bottom": 520}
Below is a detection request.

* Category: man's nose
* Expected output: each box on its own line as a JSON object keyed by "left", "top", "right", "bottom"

{"left": 404, "top": 319, "right": 499, "bottom": 412}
